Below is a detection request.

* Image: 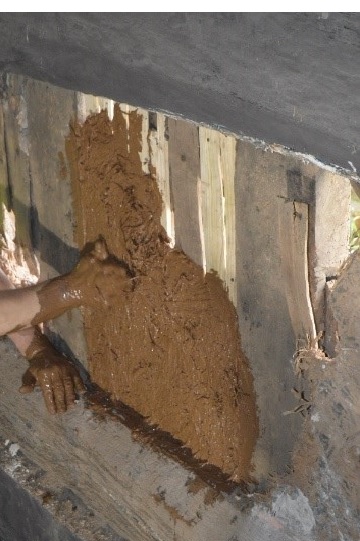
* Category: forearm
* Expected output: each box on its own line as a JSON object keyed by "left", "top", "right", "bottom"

{"left": 8, "top": 326, "right": 36, "bottom": 357}
{"left": 31, "top": 274, "right": 81, "bottom": 326}
{"left": 0, "top": 236, "right": 130, "bottom": 337}
{"left": 0, "top": 275, "right": 81, "bottom": 336}
{"left": 0, "top": 269, "right": 34, "bottom": 352}
{"left": 0, "top": 287, "right": 42, "bottom": 335}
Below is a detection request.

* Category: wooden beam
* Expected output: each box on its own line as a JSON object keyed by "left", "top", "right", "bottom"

{"left": 235, "top": 140, "right": 315, "bottom": 477}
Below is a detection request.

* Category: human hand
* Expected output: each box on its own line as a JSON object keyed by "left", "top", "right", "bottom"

{"left": 67, "top": 236, "right": 133, "bottom": 306}
{"left": 19, "top": 348, "right": 85, "bottom": 415}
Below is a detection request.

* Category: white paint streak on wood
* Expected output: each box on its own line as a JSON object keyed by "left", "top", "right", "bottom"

{"left": 96, "top": 97, "right": 114, "bottom": 120}
{"left": 149, "top": 113, "right": 175, "bottom": 246}
{"left": 76, "top": 93, "right": 88, "bottom": 124}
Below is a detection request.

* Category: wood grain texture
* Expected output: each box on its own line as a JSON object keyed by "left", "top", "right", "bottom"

{"left": 235, "top": 141, "right": 313, "bottom": 477}
{"left": 168, "top": 117, "right": 203, "bottom": 267}
{"left": 2, "top": 76, "right": 32, "bottom": 249}
{"left": 278, "top": 200, "right": 316, "bottom": 343}
{"left": 149, "top": 113, "right": 174, "bottom": 244}
{"left": 308, "top": 170, "right": 351, "bottom": 334}
{"left": 25, "top": 77, "right": 78, "bottom": 276}
{"left": 199, "top": 127, "right": 237, "bottom": 304}
{"left": 219, "top": 132, "right": 237, "bottom": 305}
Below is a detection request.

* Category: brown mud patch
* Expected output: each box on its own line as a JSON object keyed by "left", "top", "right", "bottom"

{"left": 66, "top": 105, "right": 258, "bottom": 482}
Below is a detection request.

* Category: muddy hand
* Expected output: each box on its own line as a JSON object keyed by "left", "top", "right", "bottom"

{"left": 19, "top": 346, "right": 85, "bottom": 415}
{"left": 67, "top": 236, "right": 133, "bottom": 306}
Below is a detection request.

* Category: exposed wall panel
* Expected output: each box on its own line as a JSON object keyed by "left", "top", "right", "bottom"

{"left": 235, "top": 141, "right": 317, "bottom": 476}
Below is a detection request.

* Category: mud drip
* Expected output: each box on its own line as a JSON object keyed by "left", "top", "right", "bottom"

{"left": 66, "top": 106, "right": 259, "bottom": 482}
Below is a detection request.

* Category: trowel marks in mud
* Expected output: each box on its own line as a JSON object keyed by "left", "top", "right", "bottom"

{"left": 66, "top": 105, "right": 258, "bottom": 482}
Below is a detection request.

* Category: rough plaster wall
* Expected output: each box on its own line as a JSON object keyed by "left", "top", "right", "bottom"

{"left": 0, "top": 13, "right": 359, "bottom": 172}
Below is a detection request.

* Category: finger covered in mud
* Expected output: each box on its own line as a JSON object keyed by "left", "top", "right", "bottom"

{"left": 19, "top": 350, "right": 85, "bottom": 414}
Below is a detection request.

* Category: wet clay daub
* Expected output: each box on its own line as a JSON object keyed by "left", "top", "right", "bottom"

{"left": 66, "top": 106, "right": 259, "bottom": 481}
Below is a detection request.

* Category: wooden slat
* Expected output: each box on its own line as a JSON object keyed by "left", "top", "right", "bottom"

{"left": 25, "top": 77, "right": 78, "bottom": 276}
{"left": 148, "top": 113, "right": 174, "bottom": 244}
{"left": 278, "top": 200, "right": 316, "bottom": 342}
{"left": 23, "top": 78, "right": 87, "bottom": 367}
{"left": 219, "top": 133, "right": 237, "bottom": 305}
{"left": 119, "top": 104, "right": 150, "bottom": 174}
{"left": 168, "top": 117, "right": 203, "bottom": 267}
{"left": 199, "top": 127, "right": 224, "bottom": 276}
{"left": 308, "top": 170, "right": 351, "bottom": 333}
{"left": 2, "top": 76, "right": 32, "bottom": 249}
{"left": 0, "top": 76, "right": 40, "bottom": 285}
{"left": 138, "top": 107, "right": 150, "bottom": 175}
{"left": 199, "top": 127, "right": 237, "bottom": 304}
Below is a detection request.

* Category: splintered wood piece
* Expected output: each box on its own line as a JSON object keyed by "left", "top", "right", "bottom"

{"left": 278, "top": 200, "right": 316, "bottom": 343}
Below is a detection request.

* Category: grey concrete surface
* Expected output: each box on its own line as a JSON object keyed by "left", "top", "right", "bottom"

{"left": 0, "top": 13, "right": 359, "bottom": 172}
